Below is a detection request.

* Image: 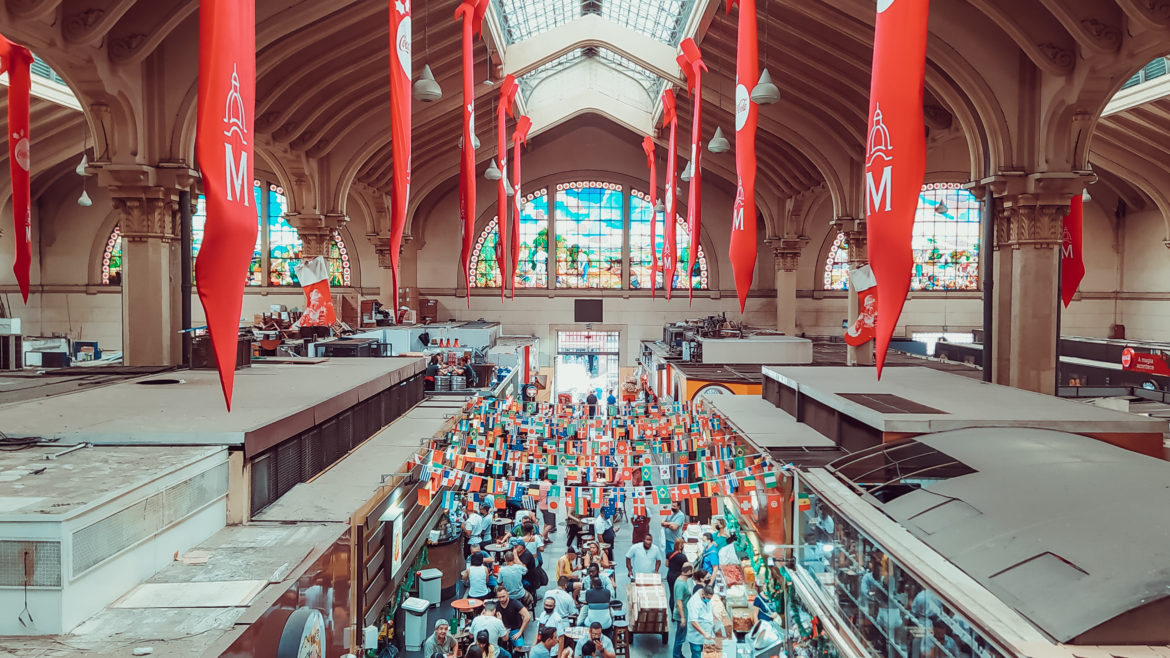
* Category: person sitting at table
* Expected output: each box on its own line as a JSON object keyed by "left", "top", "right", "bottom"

{"left": 573, "top": 622, "right": 616, "bottom": 658}
{"left": 531, "top": 625, "right": 560, "bottom": 658}
{"left": 625, "top": 534, "right": 664, "bottom": 580}
{"left": 473, "top": 628, "right": 511, "bottom": 658}
{"left": 471, "top": 600, "right": 508, "bottom": 648}
{"left": 536, "top": 595, "right": 568, "bottom": 637}
{"left": 556, "top": 548, "right": 578, "bottom": 584}
{"left": 464, "top": 552, "right": 491, "bottom": 601}
{"left": 423, "top": 619, "right": 457, "bottom": 658}
{"left": 581, "top": 563, "right": 615, "bottom": 599}
{"left": 583, "top": 541, "right": 611, "bottom": 570}
{"left": 496, "top": 586, "right": 532, "bottom": 649}
{"left": 522, "top": 522, "right": 547, "bottom": 567}
{"left": 498, "top": 552, "right": 532, "bottom": 609}
{"left": 547, "top": 577, "right": 579, "bottom": 621}
{"left": 514, "top": 538, "right": 543, "bottom": 597}
{"left": 578, "top": 577, "right": 613, "bottom": 635}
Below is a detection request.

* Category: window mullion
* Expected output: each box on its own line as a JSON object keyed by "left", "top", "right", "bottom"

{"left": 621, "top": 187, "right": 632, "bottom": 289}
{"left": 547, "top": 185, "right": 558, "bottom": 291}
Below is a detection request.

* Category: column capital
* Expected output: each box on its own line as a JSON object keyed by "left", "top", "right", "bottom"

{"left": 767, "top": 236, "right": 808, "bottom": 273}
{"left": 968, "top": 171, "right": 1093, "bottom": 204}
{"left": 369, "top": 234, "right": 394, "bottom": 268}
{"left": 830, "top": 217, "right": 865, "bottom": 235}
{"left": 111, "top": 188, "right": 180, "bottom": 243}
{"left": 996, "top": 194, "right": 1070, "bottom": 250}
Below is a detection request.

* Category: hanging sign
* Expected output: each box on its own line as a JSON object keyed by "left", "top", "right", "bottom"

{"left": 1121, "top": 347, "right": 1170, "bottom": 376}
{"left": 454, "top": 0, "right": 489, "bottom": 304}
{"left": 195, "top": 0, "right": 256, "bottom": 410}
{"left": 0, "top": 36, "right": 32, "bottom": 302}
{"left": 641, "top": 136, "right": 659, "bottom": 297}
{"left": 678, "top": 38, "right": 707, "bottom": 302}
{"left": 388, "top": 0, "right": 412, "bottom": 313}
{"left": 661, "top": 90, "right": 679, "bottom": 300}
{"left": 1061, "top": 195, "right": 1085, "bottom": 308}
{"left": 863, "top": 0, "right": 931, "bottom": 377}
{"left": 496, "top": 75, "right": 518, "bottom": 297}
{"left": 510, "top": 115, "right": 532, "bottom": 296}
{"left": 727, "top": 0, "right": 760, "bottom": 313}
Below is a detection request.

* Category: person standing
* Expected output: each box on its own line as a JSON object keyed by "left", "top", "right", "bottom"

{"left": 585, "top": 391, "right": 599, "bottom": 417}
{"left": 625, "top": 534, "right": 664, "bottom": 579}
{"left": 566, "top": 506, "right": 583, "bottom": 553}
{"left": 665, "top": 538, "right": 687, "bottom": 610}
{"left": 661, "top": 501, "right": 687, "bottom": 547}
{"left": 700, "top": 533, "right": 719, "bottom": 574}
{"left": 671, "top": 563, "right": 694, "bottom": 658}
{"left": 686, "top": 585, "right": 722, "bottom": 656}
{"left": 597, "top": 508, "right": 616, "bottom": 562}
{"left": 538, "top": 474, "right": 556, "bottom": 538}
{"left": 423, "top": 619, "right": 457, "bottom": 658}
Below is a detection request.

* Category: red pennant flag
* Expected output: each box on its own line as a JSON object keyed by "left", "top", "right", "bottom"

{"left": 496, "top": 74, "right": 519, "bottom": 298}
{"left": 454, "top": 0, "right": 488, "bottom": 305}
{"left": 678, "top": 39, "right": 707, "bottom": 303}
{"left": 864, "top": 0, "right": 931, "bottom": 377}
{"left": 510, "top": 115, "right": 532, "bottom": 296}
{"left": 727, "top": 0, "right": 759, "bottom": 313}
{"left": 641, "top": 136, "right": 659, "bottom": 298}
{"left": 387, "top": 0, "right": 412, "bottom": 314}
{"left": 0, "top": 37, "right": 32, "bottom": 302}
{"left": 661, "top": 90, "right": 679, "bottom": 300}
{"left": 196, "top": 0, "right": 256, "bottom": 410}
{"left": 1061, "top": 195, "right": 1085, "bottom": 308}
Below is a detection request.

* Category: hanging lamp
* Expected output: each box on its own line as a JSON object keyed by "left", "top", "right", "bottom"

{"left": 751, "top": 69, "right": 780, "bottom": 105}
{"left": 654, "top": 199, "right": 665, "bottom": 213}
{"left": 934, "top": 199, "right": 949, "bottom": 215}
{"left": 680, "top": 161, "right": 693, "bottom": 183}
{"left": 77, "top": 188, "right": 92, "bottom": 207}
{"left": 484, "top": 158, "right": 502, "bottom": 180}
{"left": 708, "top": 126, "right": 730, "bottom": 153}
{"left": 413, "top": 65, "right": 442, "bottom": 102}
{"left": 75, "top": 153, "right": 90, "bottom": 176}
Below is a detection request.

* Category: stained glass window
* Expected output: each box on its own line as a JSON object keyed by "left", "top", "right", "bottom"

{"left": 629, "top": 191, "right": 708, "bottom": 290}
{"left": 555, "top": 182, "right": 624, "bottom": 289}
{"left": 470, "top": 189, "right": 550, "bottom": 288}
{"left": 104, "top": 180, "right": 349, "bottom": 288}
{"left": 823, "top": 183, "right": 980, "bottom": 291}
{"left": 822, "top": 232, "right": 850, "bottom": 290}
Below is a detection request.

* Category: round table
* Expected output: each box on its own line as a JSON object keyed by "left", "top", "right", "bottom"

{"left": 492, "top": 518, "right": 513, "bottom": 540}
{"left": 451, "top": 597, "right": 484, "bottom": 627}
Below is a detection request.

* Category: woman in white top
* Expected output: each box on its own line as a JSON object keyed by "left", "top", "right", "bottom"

{"left": 464, "top": 552, "right": 491, "bottom": 600}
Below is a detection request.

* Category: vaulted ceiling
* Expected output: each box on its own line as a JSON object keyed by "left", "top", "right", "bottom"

{"left": 2, "top": 0, "right": 1170, "bottom": 236}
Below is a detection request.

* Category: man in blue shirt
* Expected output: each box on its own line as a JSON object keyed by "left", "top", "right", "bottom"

{"left": 661, "top": 501, "right": 686, "bottom": 547}
{"left": 530, "top": 626, "right": 558, "bottom": 658}
{"left": 686, "top": 585, "right": 722, "bottom": 656}
{"left": 700, "top": 532, "right": 719, "bottom": 573}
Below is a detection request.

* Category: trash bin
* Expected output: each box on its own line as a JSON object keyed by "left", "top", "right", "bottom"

{"left": 418, "top": 568, "right": 443, "bottom": 607}
{"left": 631, "top": 515, "right": 650, "bottom": 544}
{"left": 401, "top": 596, "right": 431, "bottom": 651}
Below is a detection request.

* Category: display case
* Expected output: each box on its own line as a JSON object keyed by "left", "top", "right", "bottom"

{"left": 794, "top": 482, "right": 1010, "bottom": 658}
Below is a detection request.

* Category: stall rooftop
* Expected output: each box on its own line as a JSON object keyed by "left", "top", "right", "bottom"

{"left": 0, "top": 357, "right": 424, "bottom": 455}
{"left": 826, "top": 427, "right": 1170, "bottom": 646}
{"left": 763, "top": 366, "right": 1166, "bottom": 455}
{"left": 705, "top": 395, "right": 844, "bottom": 467}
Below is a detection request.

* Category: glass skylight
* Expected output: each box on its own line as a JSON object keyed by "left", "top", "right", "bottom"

{"left": 519, "top": 47, "right": 662, "bottom": 99}
{"left": 494, "top": 0, "right": 696, "bottom": 46}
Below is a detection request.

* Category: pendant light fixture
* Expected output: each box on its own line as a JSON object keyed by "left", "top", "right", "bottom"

{"left": 412, "top": 3, "right": 442, "bottom": 102}
{"left": 75, "top": 153, "right": 89, "bottom": 176}
{"left": 505, "top": 179, "right": 515, "bottom": 197}
{"left": 77, "top": 188, "right": 93, "bottom": 207}
{"left": 485, "top": 158, "right": 502, "bottom": 180}
{"left": 680, "top": 161, "right": 693, "bottom": 182}
{"left": 77, "top": 129, "right": 93, "bottom": 206}
{"left": 708, "top": 126, "right": 730, "bottom": 153}
{"left": 654, "top": 199, "right": 665, "bottom": 214}
{"left": 413, "top": 65, "right": 442, "bottom": 102}
{"left": 934, "top": 198, "right": 949, "bottom": 215}
{"left": 751, "top": 0, "right": 780, "bottom": 106}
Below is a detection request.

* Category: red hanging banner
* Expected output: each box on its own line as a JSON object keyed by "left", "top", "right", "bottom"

{"left": 195, "top": 0, "right": 256, "bottom": 410}
{"left": 455, "top": 0, "right": 489, "bottom": 305}
{"left": 1061, "top": 195, "right": 1085, "bottom": 308}
{"left": 387, "top": 0, "right": 412, "bottom": 314}
{"left": 496, "top": 74, "right": 518, "bottom": 298}
{"left": 727, "top": 0, "right": 759, "bottom": 313}
{"left": 863, "top": 0, "right": 930, "bottom": 377}
{"left": 511, "top": 116, "right": 532, "bottom": 297}
{"left": 661, "top": 90, "right": 679, "bottom": 301}
{"left": 0, "top": 37, "right": 33, "bottom": 302}
{"left": 641, "top": 136, "right": 659, "bottom": 298}
{"left": 678, "top": 38, "right": 707, "bottom": 303}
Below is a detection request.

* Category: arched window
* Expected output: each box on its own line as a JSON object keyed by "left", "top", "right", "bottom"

{"left": 467, "top": 181, "right": 708, "bottom": 291}
{"left": 629, "top": 191, "right": 708, "bottom": 290}
{"left": 555, "top": 181, "right": 625, "bottom": 289}
{"left": 823, "top": 182, "right": 980, "bottom": 291}
{"left": 103, "top": 180, "right": 351, "bottom": 287}
{"left": 470, "top": 189, "right": 550, "bottom": 288}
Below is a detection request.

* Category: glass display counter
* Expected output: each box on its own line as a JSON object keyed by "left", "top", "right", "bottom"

{"left": 794, "top": 482, "right": 1009, "bottom": 658}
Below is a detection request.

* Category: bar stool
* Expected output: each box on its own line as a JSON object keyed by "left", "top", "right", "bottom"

{"left": 609, "top": 599, "right": 625, "bottom": 622}
{"left": 612, "top": 620, "right": 630, "bottom": 658}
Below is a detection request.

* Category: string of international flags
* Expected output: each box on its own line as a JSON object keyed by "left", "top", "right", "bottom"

{"left": 413, "top": 397, "right": 787, "bottom": 515}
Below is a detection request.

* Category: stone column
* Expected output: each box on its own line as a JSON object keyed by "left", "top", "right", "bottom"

{"left": 286, "top": 213, "right": 345, "bottom": 259}
{"left": 372, "top": 237, "right": 395, "bottom": 306}
{"left": 997, "top": 195, "right": 1067, "bottom": 394}
{"left": 112, "top": 187, "right": 182, "bottom": 366}
{"left": 833, "top": 218, "right": 873, "bottom": 366}
{"left": 770, "top": 237, "right": 806, "bottom": 336}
